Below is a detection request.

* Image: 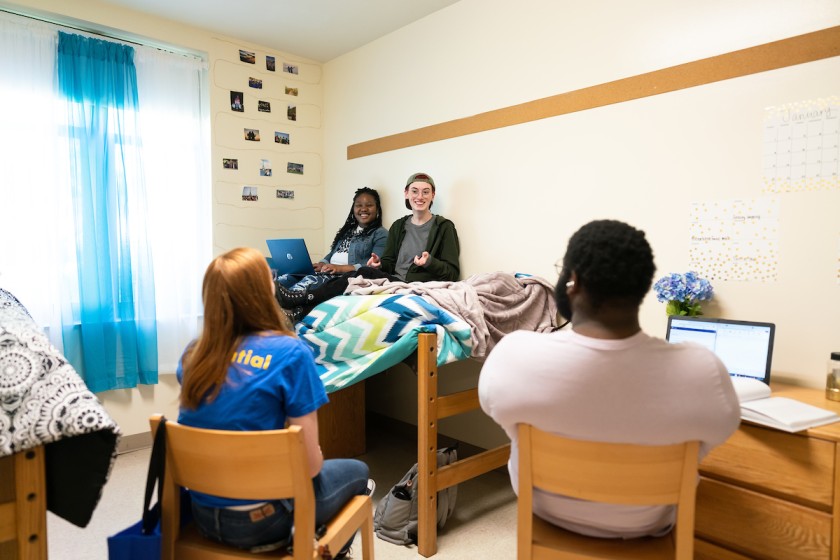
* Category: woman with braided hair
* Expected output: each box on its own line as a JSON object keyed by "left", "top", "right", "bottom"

{"left": 314, "top": 187, "right": 387, "bottom": 274}
{"left": 275, "top": 187, "right": 387, "bottom": 295}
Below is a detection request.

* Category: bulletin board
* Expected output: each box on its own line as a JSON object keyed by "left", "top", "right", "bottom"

{"left": 211, "top": 38, "right": 326, "bottom": 256}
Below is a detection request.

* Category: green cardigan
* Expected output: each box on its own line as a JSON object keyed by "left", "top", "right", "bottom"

{"left": 379, "top": 215, "right": 460, "bottom": 282}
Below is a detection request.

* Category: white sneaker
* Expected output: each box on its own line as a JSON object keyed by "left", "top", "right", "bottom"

{"left": 365, "top": 478, "right": 376, "bottom": 496}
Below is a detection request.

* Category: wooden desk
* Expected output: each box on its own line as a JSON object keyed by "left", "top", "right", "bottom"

{"left": 696, "top": 383, "right": 840, "bottom": 560}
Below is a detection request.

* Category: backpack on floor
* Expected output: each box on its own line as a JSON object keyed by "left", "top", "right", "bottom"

{"left": 373, "top": 446, "right": 458, "bottom": 546}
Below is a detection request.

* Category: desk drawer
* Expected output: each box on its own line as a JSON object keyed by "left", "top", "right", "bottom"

{"left": 697, "top": 477, "right": 831, "bottom": 560}
{"left": 318, "top": 381, "right": 366, "bottom": 459}
{"left": 695, "top": 538, "right": 753, "bottom": 560}
{"left": 700, "top": 423, "right": 835, "bottom": 510}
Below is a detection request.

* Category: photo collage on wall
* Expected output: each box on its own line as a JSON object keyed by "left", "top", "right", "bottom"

{"left": 223, "top": 48, "right": 305, "bottom": 202}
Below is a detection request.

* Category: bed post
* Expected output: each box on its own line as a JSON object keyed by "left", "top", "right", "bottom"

{"left": 416, "top": 332, "right": 438, "bottom": 557}
{"left": 0, "top": 445, "right": 47, "bottom": 559}
{"left": 414, "top": 331, "right": 512, "bottom": 557}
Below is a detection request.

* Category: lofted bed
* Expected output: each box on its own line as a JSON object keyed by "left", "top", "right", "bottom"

{"left": 297, "top": 271, "right": 558, "bottom": 556}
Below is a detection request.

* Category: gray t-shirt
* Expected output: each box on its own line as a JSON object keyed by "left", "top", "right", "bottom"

{"left": 395, "top": 217, "right": 433, "bottom": 280}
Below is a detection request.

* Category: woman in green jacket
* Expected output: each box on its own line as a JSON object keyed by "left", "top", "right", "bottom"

{"left": 367, "top": 172, "right": 460, "bottom": 282}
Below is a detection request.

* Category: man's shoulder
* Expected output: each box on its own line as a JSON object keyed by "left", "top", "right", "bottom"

{"left": 652, "top": 337, "right": 728, "bottom": 377}
{"left": 491, "top": 329, "right": 561, "bottom": 354}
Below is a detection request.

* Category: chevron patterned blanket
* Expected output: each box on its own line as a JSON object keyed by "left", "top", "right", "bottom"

{"left": 296, "top": 293, "right": 472, "bottom": 392}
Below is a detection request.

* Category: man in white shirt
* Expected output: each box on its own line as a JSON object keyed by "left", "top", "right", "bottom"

{"left": 478, "top": 219, "right": 739, "bottom": 538}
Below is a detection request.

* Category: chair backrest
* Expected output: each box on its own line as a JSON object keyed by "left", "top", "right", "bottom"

{"left": 150, "top": 414, "right": 316, "bottom": 560}
{"left": 517, "top": 423, "right": 699, "bottom": 559}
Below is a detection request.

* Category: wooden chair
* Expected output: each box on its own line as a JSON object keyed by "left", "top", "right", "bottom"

{"left": 517, "top": 424, "right": 699, "bottom": 560}
{"left": 0, "top": 446, "right": 47, "bottom": 559}
{"left": 150, "top": 414, "right": 374, "bottom": 560}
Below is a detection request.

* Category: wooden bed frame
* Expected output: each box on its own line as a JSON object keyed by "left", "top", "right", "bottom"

{"left": 0, "top": 445, "right": 47, "bottom": 559}
{"left": 414, "top": 332, "right": 511, "bottom": 557}
{"left": 318, "top": 330, "right": 512, "bottom": 556}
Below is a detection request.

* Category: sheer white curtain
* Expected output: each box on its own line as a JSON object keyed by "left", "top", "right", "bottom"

{"left": 0, "top": 11, "right": 211, "bottom": 377}
{"left": 0, "top": 12, "right": 71, "bottom": 342}
{"left": 134, "top": 47, "right": 212, "bottom": 372}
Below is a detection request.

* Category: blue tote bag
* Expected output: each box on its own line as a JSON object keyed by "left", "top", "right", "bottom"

{"left": 107, "top": 418, "right": 190, "bottom": 559}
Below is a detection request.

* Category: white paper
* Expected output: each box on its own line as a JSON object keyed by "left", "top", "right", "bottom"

{"left": 731, "top": 377, "right": 771, "bottom": 403}
{"left": 689, "top": 197, "right": 779, "bottom": 282}
{"left": 740, "top": 397, "right": 839, "bottom": 432}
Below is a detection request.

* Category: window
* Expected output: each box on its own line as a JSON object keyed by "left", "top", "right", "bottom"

{"left": 0, "top": 11, "right": 211, "bottom": 391}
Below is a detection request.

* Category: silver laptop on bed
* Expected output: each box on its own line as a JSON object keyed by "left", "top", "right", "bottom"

{"left": 266, "top": 238, "right": 315, "bottom": 276}
{"left": 665, "top": 316, "right": 775, "bottom": 385}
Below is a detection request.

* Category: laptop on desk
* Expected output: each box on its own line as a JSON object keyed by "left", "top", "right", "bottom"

{"left": 266, "top": 238, "right": 316, "bottom": 276}
{"left": 665, "top": 316, "right": 776, "bottom": 385}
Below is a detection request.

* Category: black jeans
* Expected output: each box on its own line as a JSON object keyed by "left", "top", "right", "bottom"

{"left": 302, "top": 267, "right": 399, "bottom": 313}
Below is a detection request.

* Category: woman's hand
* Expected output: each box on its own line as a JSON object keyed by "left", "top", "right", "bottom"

{"left": 312, "top": 261, "right": 325, "bottom": 272}
{"left": 320, "top": 263, "right": 353, "bottom": 274}
{"left": 414, "top": 251, "right": 430, "bottom": 267}
{"left": 367, "top": 253, "right": 381, "bottom": 268}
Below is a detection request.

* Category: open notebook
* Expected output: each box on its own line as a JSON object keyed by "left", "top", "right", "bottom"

{"left": 730, "top": 378, "right": 839, "bottom": 433}
{"left": 666, "top": 316, "right": 839, "bottom": 433}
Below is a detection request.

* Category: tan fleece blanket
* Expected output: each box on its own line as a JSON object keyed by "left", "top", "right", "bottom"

{"left": 344, "top": 272, "right": 558, "bottom": 358}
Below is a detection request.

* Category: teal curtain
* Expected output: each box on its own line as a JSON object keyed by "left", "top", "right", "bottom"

{"left": 57, "top": 32, "right": 158, "bottom": 392}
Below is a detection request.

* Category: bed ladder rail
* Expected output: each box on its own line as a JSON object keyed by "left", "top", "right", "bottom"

{"left": 415, "top": 332, "right": 511, "bottom": 557}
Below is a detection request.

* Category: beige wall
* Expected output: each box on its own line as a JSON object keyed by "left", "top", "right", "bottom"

{"left": 3, "top": 0, "right": 324, "bottom": 437}
{"left": 322, "top": 0, "right": 840, "bottom": 442}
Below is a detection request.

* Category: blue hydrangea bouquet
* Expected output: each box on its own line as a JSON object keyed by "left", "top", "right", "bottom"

{"left": 653, "top": 271, "right": 714, "bottom": 316}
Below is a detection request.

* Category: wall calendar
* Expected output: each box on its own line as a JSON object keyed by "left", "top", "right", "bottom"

{"left": 763, "top": 96, "right": 840, "bottom": 192}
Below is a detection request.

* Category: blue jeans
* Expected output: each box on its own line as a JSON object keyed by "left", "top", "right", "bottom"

{"left": 190, "top": 458, "right": 369, "bottom": 551}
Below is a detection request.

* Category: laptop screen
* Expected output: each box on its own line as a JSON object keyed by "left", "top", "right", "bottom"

{"left": 665, "top": 316, "right": 775, "bottom": 384}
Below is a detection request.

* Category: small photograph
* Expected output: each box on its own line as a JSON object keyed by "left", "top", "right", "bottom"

{"left": 258, "top": 100, "right": 271, "bottom": 113}
{"left": 244, "top": 128, "right": 260, "bottom": 141}
{"left": 249, "top": 77, "right": 263, "bottom": 89}
{"left": 287, "top": 162, "right": 304, "bottom": 175}
{"left": 259, "top": 159, "right": 272, "bottom": 177}
{"left": 239, "top": 49, "right": 255, "bottom": 64}
{"left": 266, "top": 55, "right": 276, "bottom": 71}
{"left": 242, "top": 186, "right": 258, "bottom": 201}
{"left": 285, "top": 86, "right": 298, "bottom": 97}
{"left": 222, "top": 158, "right": 238, "bottom": 170}
{"left": 283, "top": 62, "right": 299, "bottom": 75}
{"left": 274, "top": 131, "right": 290, "bottom": 144}
{"left": 287, "top": 104, "right": 297, "bottom": 121}
{"left": 276, "top": 189, "right": 295, "bottom": 199}
{"left": 230, "top": 91, "right": 244, "bottom": 112}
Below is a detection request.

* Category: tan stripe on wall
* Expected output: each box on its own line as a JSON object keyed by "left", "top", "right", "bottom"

{"left": 347, "top": 26, "right": 840, "bottom": 160}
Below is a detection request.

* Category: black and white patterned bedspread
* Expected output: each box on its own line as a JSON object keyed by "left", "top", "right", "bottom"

{"left": 0, "top": 288, "right": 120, "bottom": 457}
